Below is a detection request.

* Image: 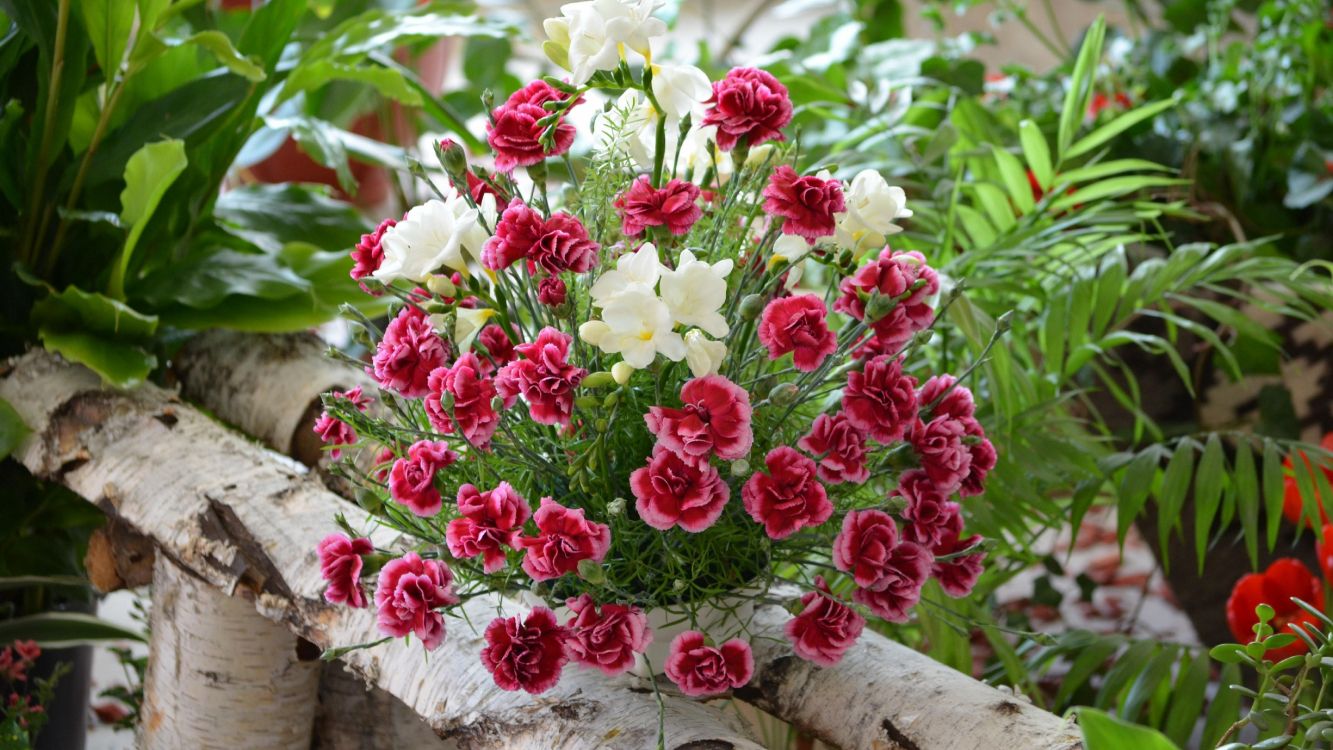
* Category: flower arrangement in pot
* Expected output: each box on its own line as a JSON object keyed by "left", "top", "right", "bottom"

{"left": 314, "top": 0, "right": 996, "bottom": 703}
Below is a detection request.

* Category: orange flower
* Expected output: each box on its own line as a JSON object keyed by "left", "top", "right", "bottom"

{"left": 1226, "top": 558, "right": 1325, "bottom": 661}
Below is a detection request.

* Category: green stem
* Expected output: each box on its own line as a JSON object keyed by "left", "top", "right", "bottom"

{"left": 21, "top": 0, "right": 72, "bottom": 270}
{"left": 651, "top": 114, "right": 667, "bottom": 188}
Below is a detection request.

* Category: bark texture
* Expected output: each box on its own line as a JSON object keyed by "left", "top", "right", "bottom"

{"left": 313, "top": 664, "right": 452, "bottom": 750}
{"left": 1, "top": 350, "right": 762, "bottom": 750}
{"left": 142, "top": 555, "right": 321, "bottom": 749}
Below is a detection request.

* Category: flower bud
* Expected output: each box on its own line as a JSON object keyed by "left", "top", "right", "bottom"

{"left": 356, "top": 489, "right": 384, "bottom": 514}
{"left": 607, "top": 497, "right": 627, "bottom": 516}
{"left": 490, "top": 395, "right": 505, "bottom": 411}
{"left": 730, "top": 459, "right": 750, "bottom": 477}
{"left": 996, "top": 309, "right": 1014, "bottom": 333}
{"left": 426, "top": 274, "right": 457, "bottom": 298}
{"left": 882, "top": 495, "right": 908, "bottom": 514}
{"left": 582, "top": 371, "right": 616, "bottom": 389}
{"left": 739, "top": 294, "right": 765, "bottom": 320}
{"left": 577, "top": 558, "right": 606, "bottom": 584}
{"left": 768, "top": 382, "right": 799, "bottom": 405}
{"left": 672, "top": 579, "right": 687, "bottom": 592}
{"left": 912, "top": 328, "right": 934, "bottom": 347}
{"left": 611, "top": 361, "right": 635, "bottom": 385}
{"left": 863, "top": 292, "right": 896, "bottom": 324}
{"left": 434, "top": 138, "right": 468, "bottom": 178}
{"left": 602, "top": 392, "right": 620, "bottom": 408}
{"left": 575, "top": 395, "right": 599, "bottom": 410}
{"left": 594, "top": 418, "right": 609, "bottom": 432}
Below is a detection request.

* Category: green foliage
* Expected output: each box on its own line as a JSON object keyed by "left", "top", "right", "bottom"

{"left": 0, "top": 611, "right": 145, "bottom": 648}
{"left": 0, "top": 399, "right": 27, "bottom": 460}
{"left": 1079, "top": 707, "right": 1180, "bottom": 750}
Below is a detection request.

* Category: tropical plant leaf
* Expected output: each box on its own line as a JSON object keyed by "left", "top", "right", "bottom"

{"left": 0, "top": 612, "right": 145, "bottom": 648}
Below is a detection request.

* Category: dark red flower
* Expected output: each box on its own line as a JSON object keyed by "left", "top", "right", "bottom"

{"left": 537, "top": 276, "right": 567, "bottom": 306}
{"left": 350, "top": 218, "right": 395, "bottom": 290}
{"left": 784, "top": 576, "right": 865, "bottom": 666}
{"left": 893, "top": 469, "right": 959, "bottom": 549}
{"left": 387, "top": 440, "right": 459, "bottom": 517}
{"left": 665, "top": 631, "right": 753, "bottom": 697}
{"left": 313, "top": 386, "right": 370, "bottom": 459}
{"left": 370, "top": 305, "right": 449, "bottom": 398}
{"left": 841, "top": 355, "right": 919, "bottom": 444}
{"left": 630, "top": 445, "right": 731, "bottom": 532}
{"left": 758, "top": 294, "right": 838, "bottom": 372}
{"left": 1319, "top": 525, "right": 1333, "bottom": 583}
{"left": 563, "top": 594, "right": 652, "bottom": 676}
{"left": 762, "top": 166, "right": 845, "bottom": 241}
{"left": 446, "top": 482, "right": 531, "bottom": 573}
{"left": 835, "top": 249, "right": 938, "bottom": 351}
{"left": 796, "top": 412, "right": 869, "bottom": 485}
{"left": 917, "top": 375, "right": 974, "bottom": 421}
{"left": 425, "top": 354, "right": 502, "bottom": 449}
{"left": 465, "top": 170, "right": 505, "bottom": 204}
{"left": 851, "top": 541, "right": 931, "bottom": 622}
{"left": 486, "top": 81, "right": 580, "bottom": 172}
{"left": 515, "top": 497, "right": 611, "bottom": 581}
{"left": 742, "top": 445, "right": 832, "bottom": 539}
{"left": 374, "top": 552, "right": 459, "bottom": 651}
{"left": 929, "top": 512, "right": 985, "bottom": 598}
{"left": 1226, "top": 558, "right": 1325, "bottom": 661}
{"left": 495, "top": 327, "right": 588, "bottom": 426}
{"left": 645, "top": 374, "right": 754, "bottom": 465}
{"left": 958, "top": 417, "right": 996, "bottom": 498}
{"left": 832, "top": 509, "right": 900, "bottom": 589}
{"left": 318, "top": 532, "right": 374, "bottom": 608}
{"left": 476, "top": 323, "right": 518, "bottom": 373}
{"left": 702, "top": 67, "right": 793, "bottom": 152}
{"left": 481, "top": 607, "right": 570, "bottom": 693}
{"left": 1280, "top": 433, "right": 1333, "bottom": 527}
{"left": 909, "top": 415, "right": 972, "bottom": 495}
{"left": 482, "top": 198, "right": 599, "bottom": 274}
{"left": 614, "top": 176, "right": 702, "bottom": 236}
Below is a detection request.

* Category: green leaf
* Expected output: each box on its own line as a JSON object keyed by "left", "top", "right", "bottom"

{"left": 1163, "top": 651, "right": 1210, "bottom": 745}
{"left": 1049, "top": 176, "right": 1190, "bottom": 213}
{"left": 38, "top": 330, "right": 157, "bottom": 388}
{"left": 212, "top": 183, "right": 369, "bottom": 255}
{"left": 1019, "top": 120, "right": 1052, "bottom": 191}
{"left": 1057, "top": 17, "right": 1106, "bottom": 159}
{"left": 1116, "top": 449, "right": 1161, "bottom": 547}
{"left": 1200, "top": 663, "right": 1242, "bottom": 748}
{"left": 109, "top": 139, "right": 187, "bottom": 299}
{"left": 135, "top": 248, "right": 314, "bottom": 309}
{"left": 282, "top": 59, "right": 420, "bottom": 105}
{"left": 1064, "top": 99, "right": 1177, "bottom": 160}
{"left": 1263, "top": 440, "right": 1286, "bottom": 552}
{"left": 76, "top": 0, "right": 135, "bottom": 76}
{"left": 170, "top": 31, "right": 266, "bottom": 82}
{"left": 992, "top": 145, "right": 1035, "bottom": 214}
{"left": 1056, "top": 159, "right": 1175, "bottom": 186}
{"left": 1156, "top": 442, "right": 1195, "bottom": 562}
{"left": 0, "top": 612, "right": 145, "bottom": 648}
{"left": 1121, "top": 647, "right": 1177, "bottom": 722}
{"left": 31, "top": 286, "right": 159, "bottom": 340}
{"left": 1234, "top": 440, "right": 1260, "bottom": 568}
{"left": 1095, "top": 638, "right": 1155, "bottom": 706}
{"left": 0, "top": 398, "right": 30, "bottom": 461}
{"left": 1194, "top": 434, "right": 1227, "bottom": 573}
{"left": 1078, "top": 707, "right": 1180, "bottom": 750}
{"left": 1054, "top": 635, "right": 1120, "bottom": 707}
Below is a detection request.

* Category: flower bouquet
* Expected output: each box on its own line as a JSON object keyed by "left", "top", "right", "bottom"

{"left": 315, "top": 0, "right": 994, "bottom": 702}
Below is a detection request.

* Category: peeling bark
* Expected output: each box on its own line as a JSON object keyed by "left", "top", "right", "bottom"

{"left": 1, "top": 351, "right": 763, "bottom": 750}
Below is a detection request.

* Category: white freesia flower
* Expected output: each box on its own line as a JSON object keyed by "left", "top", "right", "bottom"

{"left": 677, "top": 123, "right": 732, "bottom": 184}
{"left": 544, "top": 0, "right": 667, "bottom": 85}
{"left": 659, "top": 249, "right": 733, "bottom": 338}
{"left": 454, "top": 307, "right": 497, "bottom": 354}
{"left": 651, "top": 63, "right": 711, "bottom": 121}
{"left": 374, "top": 190, "right": 491, "bottom": 283}
{"left": 590, "top": 242, "right": 661, "bottom": 305}
{"left": 833, "top": 170, "right": 912, "bottom": 255}
{"left": 683, "top": 329, "right": 726, "bottom": 377}
{"left": 771, "top": 233, "right": 813, "bottom": 265}
{"left": 579, "top": 288, "right": 686, "bottom": 368}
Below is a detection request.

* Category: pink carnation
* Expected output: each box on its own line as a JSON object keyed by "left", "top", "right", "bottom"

{"left": 930, "top": 512, "right": 986, "bottom": 597}
{"left": 835, "top": 249, "right": 938, "bottom": 351}
{"left": 481, "top": 607, "right": 570, "bottom": 693}
{"left": 909, "top": 416, "right": 972, "bottom": 495}
{"left": 851, "top": 542, "right": 932, "bottom": 623}
{"left": 350, "top": 218, "right": 395, "bottom": 291}
{"left": 894, "top": 469, "right": 960, "bottom": 549}
{"left": 702, "top": 67, "right": 793, "bottom": 152}
{"left": 563, "top": 594, "right": 652, "bottom": 676}
{"left": 630, "top": 445, "right": 731, "bottom": 532}
{"left": 645, "top": 374, "right": 753, "bottom": 465}
{"left": 425, "top": 354, "right": 502, "bottom": 449}
{"left": 796, "top": 412, "right": 869, "bottom": 485}
{"left": 387, "top": 440, "right": 459, "bottom": 517}
{"left": 917, "top": 375, "right": 975, "bottom": 421}
{"left": 313, "top": 386, "right": 369, "bottom": 459}
{"left": 371, "top": 306, "right": 449, "bottom": 398}
{"left": 495, "top": 327, "right": 587, "bottom": 426}
{"left": 446, "top": 482, "right": 532, "bottom": 573}
{"left": 841, "top": 355, "right": 918, "bottom": 444}
{"left": 537, "top": 276, "right": 567, "bottom": 307}
{"left": 960, "top": 417, "right": 996, "bottom": 498}
{"left": 477, "top": 324, "right": 517, "bottom": 372}
{"left": 482, "top": 199, "right": 599, "bottom": 274}
{"left": 665, "top": 631, "right": 753, "bottom": 697}
{"left": 762, "top": 166, "right": 845, "bottom": 241}
{"left": 784, "top": 576, "right": 865, "bottom": 666}
{"left": 758, "top": 294, "right": 838, "bottom": 372}
{"left": 515, "top": 497, "right": 612, "bottom": 581}
{"left": 614, "top": 176, "right": 702, "bottom": 236}
{"left": 831, "top": 509, "right": 901, "bottom": 589}
{"left": 486, "top": 81, "right": 580, "bottom": 172}
{"left": 742, "top": 446, "right": 832, "bottom": 539}
{"left": 374, "top": 552, "right": 459, "bottom": 651}
{"left": 317, "top": 533, "right": 374, "bottom": 608}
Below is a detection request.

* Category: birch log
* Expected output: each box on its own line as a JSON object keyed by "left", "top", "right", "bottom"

{"left": 142, "top": 554, "right": 321, "bottom": 749}
{"left": 0, "top": 350, "right": 762, "bottom": 750}
{"left": 171, "top": 333, "right": 1085, "bottom": 750}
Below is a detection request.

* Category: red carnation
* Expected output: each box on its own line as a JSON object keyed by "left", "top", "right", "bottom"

{"left": 465, "top": 170, "right": 504, "bottom": 204}
{"left": 1226, "top": 558, "right": 1324, "bottom": 662}
{"left": 374, "top": 552, "right": 459, "bottom": 651}
{"left": 665, "top": 631, "right": 753, "bottom": 697}
{"left": 477, "top": 323, "right": 518, "bottom": 373}
{"left": 702, "top": 67, "right": 793, "bottom": 152}
{"left": 645, "top": 374, "right": 754, "bottom": 465}
{"left": 851, "top": 541, "right": 931, "bottom": 623}
{"left": 426, "top": 353, "right": 502, "bottom": 449}
{"left": 481, "top": 607, "right": 570, "bottom": 693}
{"left": 350, "top": 218, "right": 395, "bottom": 291}
{"left": 762, "top": 166, "right": 845, "bottom": 241}
{"left": 630, "top": 445, "right": 731, "bottom": 533}
{"left": 742, "top": 446, "right": 832, "bottom": 539}
{"left": 317, "top": 533, "right": 374, "bottom": 608}
{"left": 482, "top": 199, "right": 599, "bottom": 274}
{"left": 387, "top": 440, "right": 459, "bottom": 517}
{"left": 537, "top": 276, "right": 567, "bottom": 307}
{"left": 917, "top": 374, "right": 974, "bottom": 421}
{"left": 758, "top": 294, "right": 838, "bottom": 372}
{"left": 495, "top": 327, "right": 588, "bottom": 426}
{"left": 784, "top": 576, "right": 865, "bottom": 667}
{"left": 515, "top": 497, "right": 612, "bottom": 581}
{"left": 909, "top": 416, "right": 972, "bottom": 495}
{"left": 832, "top": 509, "right": 901, "bottom": 589}
{"left": 370, "top": 305, "right": 449, "bottom": 398}
{"left": 796, "top": 412, "right": 869, "bottom": 485}
{"left": 614, "top": 176, "right": 703, "bottom": 236}
{"left": 563, "top": 594, "right": 652, "bottom": 677}
{"left": 841, "top": 355, "right": 919, "bottom": 444}
{"left": 894, "top": 469, "right": 959, "bottom": 549}
{"left": 313, "top": 386, "right": 370, "bottom": 459}
{"left": 958, "top": 417, "right": 996, "bottom": 498}
{"left": 929, "top": 512, "right": 985, "bottom": 598}
{"left": 486, "top": 81, "right": 580, "bottom": 172}
{"left": 446, "top": 482, "right": 532, "bottom": 573}
{"left": 835, "top": 249, "right": 938, "bottom": 351}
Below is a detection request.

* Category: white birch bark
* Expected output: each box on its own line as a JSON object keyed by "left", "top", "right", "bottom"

{"left": 142, "top": 554, "right": 321, "bottom": 749}
{"left": 1, "top": 350, "right": 763, "bottom": 750}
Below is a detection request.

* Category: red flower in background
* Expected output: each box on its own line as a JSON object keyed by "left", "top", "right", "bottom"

{"left": 1226, "top": 558, "right": 1325, "bottom": 661}
{"left": 350, "top": 218, "right": 395, "bottom": 290}
{"left": 762, "top": 166, "right": 845, "bottom": 241}
{"left": 1280, "top": 433, "right": 1333, "bottom": 527}
{"left": 1318, "top": 525, "right": 1333, "bottom": 583}
{"left": 483, "top": 199, "right": 599, "bottom": 274}
{"left": 702, "top": 67, "right": 793, "bottom": 152}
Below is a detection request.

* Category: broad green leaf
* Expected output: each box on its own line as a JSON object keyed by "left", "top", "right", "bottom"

{"left": 76, "top": 0, "right": 135, "bottom": 76}
{"left": 1156, "top": 442, "right": 1195, "bottom": 562}
{"left": 1094, "top": 638, "right": 1155, "bottom": 707}
{"left": 0, "top": 398, "right": 29, "bottom": 461}
{"left": 1234, "top": 441, "right": 1260, "bottom": 568}
{"left": 1054, "top": 635, "right": 1119, "bottom": 707}
{"left": 283, "top": 60, "right": 421, "bottom": 105}
{"left": 109, "top": 138, "right": 187, "bottom": 299}
{"left": 1194, "top": 434, "right": 1227, "bottom": 572}
{"left": 38, "top": 330, "right": 157, "bottom": 388}
{"left": 135, "top": 248, "right": 314, "bottom": 309}
{"left": 213, "top": 183, "right": 369, "bottom": 254}
{"left": 1078, "top": 707, "right": 1179, "bottom": 750}
{"left": 1116, "top": 449, "right": 1161, "bottom": 548}
{"left": 173, "top": 31, "right": 266, "bottom": 82}
{"left": 992, "top": 145, "right": 1034, "bottom": 214}
{"left": 1121, "top": 647, "right": 1177, "bottom": 721}
{"left": 0, "top": 612, "right": 145, "bottom": 648}
{"left": 1200, "top": 663, "right": 1242, "bottom": 748}
{"left": 30, "top": 286, "right": 159, "bottom": 340}
{"left": 1050, "top": 176, "right": 1190, "bottom": 213}
{"left": 965, "top": 182, "right": 1015, "bottom": 231}
{"left": 1263, "top": 440, "right": 1286, "bottom": 552}
{"left": 1163, "top": 651, "right": 1210, "bottom": 746}
{"left": 1057, "top": 17, "right": 1105, "bottom": 159}
{"left": 1064, "top": 99, "right": 1177, "bottom": 160}
{"left": 1056, "top": 159, "right": 1175, "bottom": 186}
{"left": 1019, "top": 119, "right": 1052, "bottom": 190}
